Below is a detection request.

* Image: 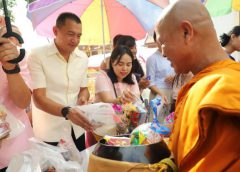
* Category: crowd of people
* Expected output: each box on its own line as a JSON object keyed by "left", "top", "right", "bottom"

{"left": 0, "top": 0, "right": 240, "bottom": 171}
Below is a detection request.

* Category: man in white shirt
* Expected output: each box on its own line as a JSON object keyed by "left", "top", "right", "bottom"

{"left": 28, "top": 12, "right": 93, "bottom": 151}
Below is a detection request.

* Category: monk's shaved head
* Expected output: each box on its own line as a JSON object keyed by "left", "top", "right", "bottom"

{"left": 159, "top": 0, "right": 213, "bottom": 32}
{"left": 156, "top": 0, "right": 227, "bottom": 74}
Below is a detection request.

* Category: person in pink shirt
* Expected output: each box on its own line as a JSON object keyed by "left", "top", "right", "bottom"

{"left": 0, "top": 26, "right": 33, "bottom": 171}
{"left": 85, "top": 45, "right": 140, "bottom": 147}
{"left": 95, "top": 45, "right": 140, "bottom": 104}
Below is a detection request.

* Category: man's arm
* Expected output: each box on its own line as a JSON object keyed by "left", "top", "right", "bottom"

{"left": 33, "top": 88, "right": 93, "bottom": 131}
{"left": 33, "top": 88, "right": 63, "bottom": 117}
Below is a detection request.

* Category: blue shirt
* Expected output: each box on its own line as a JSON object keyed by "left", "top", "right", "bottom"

{"left": 146, "top": 50, "right": 174, "bottom": 89}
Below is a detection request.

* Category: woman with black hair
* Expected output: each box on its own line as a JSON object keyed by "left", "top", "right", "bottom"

{"left": 94, "top": 45, "right": 140, "bottom": 104}
{"left": 220, "top": 26, "right": 240, "bottom": 61}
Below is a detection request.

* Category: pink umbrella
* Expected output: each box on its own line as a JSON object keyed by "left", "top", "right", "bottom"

{"left": 27, "top": 0, "right": 168, "bottom": 45}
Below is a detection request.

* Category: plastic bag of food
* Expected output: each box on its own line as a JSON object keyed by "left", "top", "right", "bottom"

{"left": 74, "top": 103, "right": 117, "bottom": 137}
{"left": 7, "top": 137, "right": 82, "bottom": 172}
{"left": 0, "top": 105, "right": 25, "bottom": 140}
{"left": 130, "top": 123, "right": 162, "bottom": 145}
{"left": 103, "top": 135, "right": 131, "bottom": 146}
{"left": 149, "top": 98, "right": 170, "bottom": 136}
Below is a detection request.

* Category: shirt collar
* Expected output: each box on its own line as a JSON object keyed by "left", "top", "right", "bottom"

{"left": 46, "top": 40, "right": 82, "bottom": 59}
{"left": 47, "top": 41, "right": 60, "bottom": 56}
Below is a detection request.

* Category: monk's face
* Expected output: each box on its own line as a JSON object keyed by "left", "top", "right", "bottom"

{"left": 156, "top": 21, "right": 191, "bottom": 74}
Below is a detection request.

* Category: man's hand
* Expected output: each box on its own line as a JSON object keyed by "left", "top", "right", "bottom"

{"left": 139, "top": 77, "right": 150, "bottom": 89}
{"left": 67, "top": 108, "right": 93, "bottom": 132}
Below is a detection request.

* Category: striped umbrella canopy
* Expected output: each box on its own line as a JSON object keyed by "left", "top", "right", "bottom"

{"left": 202, "top": 0, "right": 240, "bottom": 17}
{"left": 27, "top": 0, "right": 169, "bottom": 45}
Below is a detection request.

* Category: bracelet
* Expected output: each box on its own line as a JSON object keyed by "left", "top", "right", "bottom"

{"left": 61, "top": 106, "right": 71, "bottom": 120}
{"left": 2, "top": 64, "right": 20, "bottom": 74}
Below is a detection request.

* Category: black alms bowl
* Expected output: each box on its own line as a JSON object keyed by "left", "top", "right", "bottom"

{"left": 92, "top": 136, "right": 171, "bottom": 164}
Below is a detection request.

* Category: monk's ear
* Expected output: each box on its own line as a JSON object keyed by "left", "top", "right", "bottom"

{"left": 180, "top": 20, "right": 193, "bottom": 43}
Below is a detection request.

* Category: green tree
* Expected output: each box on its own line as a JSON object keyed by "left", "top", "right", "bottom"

{"left": 25, "top": 0, "right": 35, "bottom": 4}
{"left": 0, "top": 0, "right": 16, "bottom": 20}
{"left": 0, "top": 0, "right": 34, "bottom": 21}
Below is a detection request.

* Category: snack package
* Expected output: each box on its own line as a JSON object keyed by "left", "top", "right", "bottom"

{"left": 0, "top": 121, "right": 10, "bottom": 140}
{"left": 116, "top": 118, "right": 129, "bottom": 135}
{"left": 0, "top": 105, "right": 25, "bottom": 140}
{"left": 0, "top": 107, "right": 10, "bottom": 140}
{"left": 113, "top": 102, "right": 147, "bottom": 135}
{"left": 123, "top": 103, "right": 140, "bottom": 133}
{"left": 136, "top": 105, "right": 147, "bottom": 125}
{"left": 103, "top": 135, "right": 131, "bottom": 146}
{"left": 149, "top": 98, "right": 171, "bottom": 136}
{"left": 130, "top": 123, "right": 162, "bottom": 145}
{"left": 164, "top": 112, "right": 174, "bottom": 124}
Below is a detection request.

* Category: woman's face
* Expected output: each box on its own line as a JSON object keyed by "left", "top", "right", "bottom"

{"left": 112, "top": 53, "right": 132, "bottom": 82}
{"left": 232, "top": 35, "right": 240, "bottom": 51}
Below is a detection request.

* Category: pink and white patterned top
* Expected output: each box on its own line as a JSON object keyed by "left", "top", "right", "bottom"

{"left": 94, "top": 70, "right": 140, "bottom": 102}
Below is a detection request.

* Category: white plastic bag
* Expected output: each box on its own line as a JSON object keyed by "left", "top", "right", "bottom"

{"left": 74, "top": 103, "right": 117, "bottom": 136}
{"left": 58, "top": 127, "right": 84, "bottom": 162}
{"left": 5, "top": 109, "right": 25, "bottom": 139}
{"left": 7, "top": 138, "right": 83, "bottom": 172}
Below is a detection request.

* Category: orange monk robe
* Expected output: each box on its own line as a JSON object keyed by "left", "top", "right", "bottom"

{"left": 169, "top": 59, "right": 240, "bottom": 172}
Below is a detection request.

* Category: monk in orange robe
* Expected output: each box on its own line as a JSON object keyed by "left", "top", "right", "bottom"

{"left": 155, "top": 0, "right": 240, "bottom": 171}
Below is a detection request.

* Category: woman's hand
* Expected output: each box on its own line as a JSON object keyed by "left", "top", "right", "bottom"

{"left": 120, "top": 90, "right": 140, "bottom": 104}
{"left": 0, "top": 37, "right": 19, "bottom": 65}
{"left": 139, "top": 77, "right": 150, "bottom": 89}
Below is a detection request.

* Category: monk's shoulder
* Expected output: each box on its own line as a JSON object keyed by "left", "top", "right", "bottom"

{"left": 190, "top": 68, "right": 240, "bottom": 111}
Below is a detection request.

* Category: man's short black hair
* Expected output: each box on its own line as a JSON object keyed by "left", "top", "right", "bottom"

{"left": 116, "top": 35, "right": 136, "bottom": 49}
{"left": 113, "top": 34, "right": 123, "bottom": 47}
{"left": 56, "top": 12, "right": 81, "bottom": 28}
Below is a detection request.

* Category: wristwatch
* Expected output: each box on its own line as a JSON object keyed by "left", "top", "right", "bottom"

{"left": 2, "top": 64, "right": 20, "bottom": 74}
{"left": 61, "top": 106, "right": 71, "bottom": 120}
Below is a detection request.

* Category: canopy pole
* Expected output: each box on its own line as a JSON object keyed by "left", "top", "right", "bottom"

{"left": 100, "top": 0, "right": 106, "bottom": 58}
